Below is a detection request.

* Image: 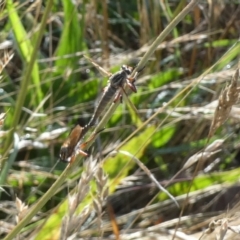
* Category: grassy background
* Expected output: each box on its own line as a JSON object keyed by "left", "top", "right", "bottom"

{"left": 1, "top": 0, "right": 240, "bottom": 239}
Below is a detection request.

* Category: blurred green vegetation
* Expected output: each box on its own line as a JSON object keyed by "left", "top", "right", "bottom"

{"left": 1, "top": 0, "right": 240, "bottom": 239}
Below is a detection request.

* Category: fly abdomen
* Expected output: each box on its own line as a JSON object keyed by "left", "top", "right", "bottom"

{"left": 59, "top": 124, "right": 91, "bottom": 162}
{"left": 60, "top": 124, "right": 83, "bottom": 161}
{"left": 88, "top": 85, "right": 117, "bottom": 127}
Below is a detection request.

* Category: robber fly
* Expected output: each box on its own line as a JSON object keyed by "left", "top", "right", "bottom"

{"left": 59, "top": 56, "right": 142, "bottom": 162}
{"left": 84, "top": 55, "right": 138, "bottom": 127}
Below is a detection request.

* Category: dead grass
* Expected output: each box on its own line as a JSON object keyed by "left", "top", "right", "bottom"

{"left": 1, "top": 1, "right": 240, "bottom": 240}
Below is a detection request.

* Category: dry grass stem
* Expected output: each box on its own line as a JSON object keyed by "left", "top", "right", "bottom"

{"left": 0, "top": 221, "right": 14, "bottom": 235}
{"left": 113, "top": 150, "right": 179, "bottom": 207}
{"left": 165, "top": 139, "right": 224, "bottom": 188}
{"left": 218, "top": 219, "right": 228, "bottom": 240}
{"left": 183, "top": 139, "right": 224, "bottom": 170}
{"left": 200, "top": 219, "right": 230, "bottom": 240}
{"left": 2, "top": 1, "right": 240, "bottom": 240}
{"left": 0, "top": 112, "right": 7, "bottom": 128}
{"left": 0, "top": 52, "right": 13, "bottom": 74}
{"left": 208, "top": 69, "right": 240, "bottom": 138}
{"left": 228, "top": 225, "right": 240, "bottom": 234}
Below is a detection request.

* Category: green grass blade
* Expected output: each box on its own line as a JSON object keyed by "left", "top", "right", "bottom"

{"left": 55, "top": 1, "right": 86, "bottom": 76}
{"left": 0, "top": 0, "right": 54, "bottom": 186}
{"left": 7, "top": 0, "right": 43, "bottom": 104}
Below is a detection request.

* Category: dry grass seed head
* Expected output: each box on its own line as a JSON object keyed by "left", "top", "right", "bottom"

{"left": 15, "top": 197, "right": 28, "bottom": 224}
{"left": 95, "top": 167, "right": 108, "bottom": 194}
{"left": 76, "top": 159, "right": 98, "bottom": 204}
{"left": 71, "top": 206, "right": 91, "bottom": 233}
{"left": 102, "top": 186, "right": 109, "bottom": 200}
{"left": 208, "top": 69, "right": 239, "bottom": 138}
{"left": 95, "top": 167, "right": 109, "bottom": 201}
{"left": 60, "top": 207, "right": 91, "bottom": 239}
{"left": 64, "top": 159, "right": 99, "bottom": 236}
{"left": 60, "top": 216, "right": 69, "bottom": 240}
{"left": 76, "top": 178, "right": 90, "bottom": 206}
{"left": 93, "top": 199, "right": 101, "bottom": 214}
{"left": 68, "top": 193, "right": 78, "bottom": 218}
{"left": 92, "top": 167, "right": 109, "bottom": 236}
{"left": 84, "top": 158, "right": 98, "bottom": 180}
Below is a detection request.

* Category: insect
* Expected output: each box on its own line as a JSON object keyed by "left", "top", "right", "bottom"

{"left": 84, "top": 55, "right": 139, "bottom": 127}
{"left": 59, "top": 124, "right": 90, "bottom": 162}
{"left": 59, "top": 56, "right": 143, "bottom": 162}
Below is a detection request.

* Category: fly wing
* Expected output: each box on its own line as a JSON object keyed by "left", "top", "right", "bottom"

{"left": 59, "top": 125, "right": 83, "bottom": 161}
{"left": 84, "top": 55, "right": 141, "bottom": 123}
{"left": 84, "top": 55, "right": 112, "bottom": 78}
{"left": 88, "top": 85, "right": 116, "bottom": 127}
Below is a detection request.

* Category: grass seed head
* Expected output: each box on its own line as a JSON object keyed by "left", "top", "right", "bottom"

{"left": 208, "top": 69, "right": 239, "bottom": 138}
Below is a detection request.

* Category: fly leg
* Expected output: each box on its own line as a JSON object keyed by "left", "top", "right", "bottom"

{"left": 113, "top": 90, "right": 122, "bottom": 103}
{"left": 113, "top": 77, "right": 137, "bottom": 103}
{"left": 126, "top": 78, "right": 137, "bottom": 92}
{"left": 126, "top": 65, "right": 145, "bottom": 92}
{"left": 68, "top": 142, "right": 90, "bottom": 164}
{"left": 69, "top": 129, "right": 104, "bottom": 164}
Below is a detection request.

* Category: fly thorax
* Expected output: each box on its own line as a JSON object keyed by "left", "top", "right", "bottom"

{"left": 110, "top": 70, "right": 128, "bottom": 89}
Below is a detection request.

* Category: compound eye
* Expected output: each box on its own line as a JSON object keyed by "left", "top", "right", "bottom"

{"left": 121, "top": 65, "right": 127, "bottom": 71}
{"left": 121, "top": 65, "right": 132, "bottom": 74}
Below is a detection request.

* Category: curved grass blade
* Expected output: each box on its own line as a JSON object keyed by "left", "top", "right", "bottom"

{"left": 7, "top": 0, "right": 42, "bottom": 105}
{"left": 1, "top": 0, "right": 53, "bottom": 185}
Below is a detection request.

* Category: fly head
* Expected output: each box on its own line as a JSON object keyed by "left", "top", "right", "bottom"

{"left": 121, "top": 65, "right": 133, "bottom": 75}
